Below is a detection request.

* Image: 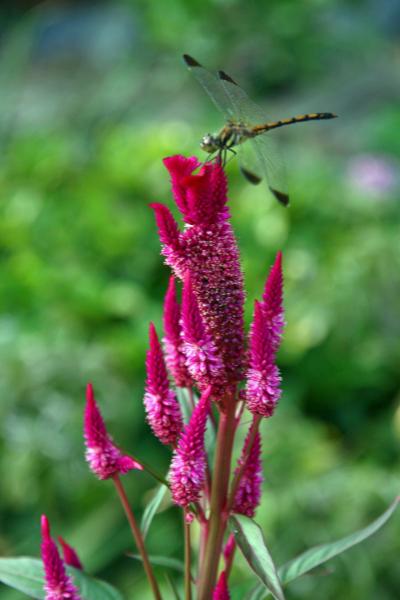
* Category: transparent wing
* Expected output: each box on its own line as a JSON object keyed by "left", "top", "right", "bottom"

{"left": 183, "top": 55, "right": 237, "bottom": 120}
{"left": 217, "top": 71, "right": 269, "bottom": 125}
{"left": 237, "top": 134, "right": 289, "bottom": 206}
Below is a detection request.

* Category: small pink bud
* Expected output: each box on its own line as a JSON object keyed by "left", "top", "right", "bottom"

{"left": 223, "top": 534, "right": 236, "bottom": 564}
{"left": 41, "top": 515, "right": 81, "bottom": 600}
{"left": 144, "top": 323, "right": 183, "bottom": 445}
{"left": 212, "top": 571, "right": 231, "bottom": 600}
{"left": 232, "top": 431, "right": 263, "bottom": 517}
{"left": 58, "top": 537, "right": 83, "bottom": 570}
{"left": 169, "top": 387, "right": 211, "bottom": 507}
{"left": 84, "top": 383, "right": 142, "bottom": 480}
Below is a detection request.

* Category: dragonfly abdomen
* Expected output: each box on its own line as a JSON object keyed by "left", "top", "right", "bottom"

{"left": 253, "top": 112, "right": 337, "bottom": 133}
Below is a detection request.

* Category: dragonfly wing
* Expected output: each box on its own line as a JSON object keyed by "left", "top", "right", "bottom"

{"left": 218, "top": 70, "right": 268, "bottom": 124}
{"left": 183, "top": 54, "right": 236, "bottom": 120}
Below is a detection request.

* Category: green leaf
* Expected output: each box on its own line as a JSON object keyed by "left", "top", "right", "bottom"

{"left": 229, "top": 515, "right": 286, "bottom": 600}
{"left": 247, "top": 496, "right": 400, "bottom": 599}
{"left": 0, "top": 557, "right": 123, "bottom": 600}
{"left": 164, "top": 572, "right": 182, "bottom": 600}
{"left": 141, "top": 484, "right": 168, "bottom": 540}
{"left": 128, "top": 553, "right": 184, "bottom": 573}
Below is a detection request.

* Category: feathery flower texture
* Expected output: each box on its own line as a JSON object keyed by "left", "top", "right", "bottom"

{"left": 212, "top": 571, "right": 231, "bottom": 600}
{"left": 84, "top": 383, "right": 142, "bottom": 480}
{"left": 169, "top": 387, "right": 211, "bottom": 506}
{"left": 246, "top": 253, "right": 284, "bottom": 417}
{"left": 144, "top": 322, "right": 183, "bottom": 445}
{"left": 232, "top": 431, "right": 263, "bottom": 517}
{"left": 163, "top": 275, "right": 192, "bottom": 388}
{"left": 41, "top": 515, "right": 81, "bottom": 600}
{"left": 152, "top": 156, "right": 245, "bottom": 395}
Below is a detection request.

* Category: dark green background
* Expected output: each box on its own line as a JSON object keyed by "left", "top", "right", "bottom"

{"left": 0, "top": 0, "right": 399, "bottom": 598}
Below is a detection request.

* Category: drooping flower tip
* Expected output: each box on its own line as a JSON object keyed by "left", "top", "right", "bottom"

{"left": 144, "top": 322, "right": 183, "bottom": 446}
{"left": 169, "top": 387, "right": 211, "bottom": 507}
{"left": 181, "top": 272, "right": 224, "bottom": 390}
{"left": 162, "top": 275, "right": 192, "bottom": 388}
{"left": 245, "top": 301, "right": 282, "bottom": 417}
{"left": 232, "top": 431, "right": 263, "bottom": 517}
{"left": 84, "top": 384, "right": 142, "bottom": 480}
{"left": 41, "top": 515, "right": 81, "bottom": 600}
{"left": 212, "top": 571, "right": 231, "bottom": 600}
{"left": 58, "top": 537, "right": 83, "bottom": 570}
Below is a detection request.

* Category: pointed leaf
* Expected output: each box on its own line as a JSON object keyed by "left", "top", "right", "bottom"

{"left": 229, "top": 515, "right": 286, "bottom": 600}
{"left": 164, "top": 572, "right": 182, "bottom": 600}
{"left": 141, "top": 484, "right": 168, "bottom": 540}
{"left": 0, "top": 557, "right": 123, "bottom": 600}
{"left": 247, "top": 496, "right": 400, "bottom": 599}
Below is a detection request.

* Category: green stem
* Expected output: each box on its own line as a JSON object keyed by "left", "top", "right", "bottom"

{"left": 113, "top": 475, "right": 162, "bottom": 600}
{"left": 197, "top": 401, "right": 237, "bottom": 600}
{"left": 184, "top": 512, "right": 193, "bottom": 600}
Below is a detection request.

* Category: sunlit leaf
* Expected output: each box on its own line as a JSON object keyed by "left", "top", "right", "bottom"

{"left": 0, "top": 557, "right": 123, "bottom": 600}
{"left": 229, "top": 515, "right": 286, "bottom": 600}
{"left": 141, "top": 484, "right": 168, "bottom": 540}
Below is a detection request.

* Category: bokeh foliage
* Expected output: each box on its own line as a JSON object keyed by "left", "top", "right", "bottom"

{"left": 0, "top": 1, "right": 399, "bottom": 598}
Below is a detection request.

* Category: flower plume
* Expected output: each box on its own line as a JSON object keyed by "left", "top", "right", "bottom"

{"left": 144, "top": 322, "right": 183, "bottom": 445}
{"left": 212, "top": 571, "right": 231, "bottom": 600}
{"left": 232, "top": 431, "right": 263, "bottom": 517}
{"left": 169, "top": 387, "right": 211, "bottom": 506}
{"left": 84, "top": 383, "right": 142, "bottom": 480}
{"left": 41, "top": 515, "right": 81, "bottom": 600}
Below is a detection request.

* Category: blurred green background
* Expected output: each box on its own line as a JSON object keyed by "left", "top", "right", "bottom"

{"left": 0, "top": 0, "right": 399, "bottom": 598}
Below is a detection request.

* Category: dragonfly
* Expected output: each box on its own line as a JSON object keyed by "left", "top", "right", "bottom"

{"left": 183, "top": 54, "right": 337, "bottom": 206}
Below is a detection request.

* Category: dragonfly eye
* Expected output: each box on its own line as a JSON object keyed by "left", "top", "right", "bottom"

{"left": 200, "top": 134, "right": 218, "bottom": 153}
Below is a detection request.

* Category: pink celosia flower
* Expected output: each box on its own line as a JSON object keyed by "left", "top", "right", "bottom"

{"left": 58, "top": 537, "right": 83, "bottom": 570}
{"left": 169, "top": 387, "right": 211, "bottom": 506}
{"left": 152, "top": 156, "right": 245, "bottom": 393}
{"left": 212, "top": 571, "right": 231, "bottom": 600}
{"left": 181, "top": 272, "right": 224, "bottom": 391}
{"left": 232, "top": 431, "right": 263, "bottom": 517}
{"left": 223, "top": 534, "right": 236, "bottom": 565}
{"left": 162, "top": 275, "right": 193, "bottom": 388}
{"left": 84, "top": 383, "right": 143, "bottom": 480}
{"left": 262, "top": 251, "right": 284, "bottom": 350}
{"left": 144, "top": 322, "right": 183, "bottom": 445}
{"left": 41, "top": 515, "right": 81, "bottom": 600}
{"left": 245, "top": 301, "right": 282, "bottom": 417}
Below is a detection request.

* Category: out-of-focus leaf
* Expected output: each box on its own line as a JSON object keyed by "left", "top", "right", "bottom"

{"left": 128, "top": 553, "right": 184, "bottom": 573}
{"left": 164, "top": 572, "right": 182, "bottom": 600}
{"left": 0, "top": 557, "right": 123, "bottom": 599}
{"left": 141, "top": 484, "right": 168, "bottom": 540}
{"left": 247, "top": 496, "right": 400, "bottom": 599}
{"left": 229, "top": 515, "right": 286, "bottom": 600}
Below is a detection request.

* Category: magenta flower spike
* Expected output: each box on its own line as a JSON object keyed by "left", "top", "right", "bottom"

{"left": 212, "top": 571, "right": 231, "bottom": 600}
{"left": 169, "top": 386, "right": 211, "bottom": 507}
{"left": 58, "top": 537, "right": 83, "bottom": 570}
{"left": 41, "top": 515, "right": 81, "bottom": 600}
{"left": 144, "top": 322, "right": 183, "bottom": 445}
{"left": 181, "top": 271, "right": 224, "bottom": 391}
{"left": 223, "top": 534, "right": 236, "bottom": 565}
{"left": 162, "top": 276, "right": 193, "bottom": 388}
{"left": 246, "top": 301, "right": 282, "bottom": 417}
{"left": 262, "top": 251, "right": 284, "bottom": 350}
{"left": 232, "top": 431, "right": 263, "bottom": 517}
{"left": 84, "top": 383, "right": 143, "bottom": 480}
{"left": 152, "top": 156, "right": 245, "bottom": 393}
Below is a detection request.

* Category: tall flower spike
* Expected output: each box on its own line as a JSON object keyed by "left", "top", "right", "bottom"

{"left": 58, "top": 537, "right": 83, "bottom": 570}
{"left": 212, "top": 571, "right": 231, "bottom": 600}
{"left": 262, "top": 251, "right": 284, "bottom": 350}
{"left": 181, "top": 271, "right": 224, "bottom": 391}
{"left": 169, "top": 387, "right": 211, "bottom": 507}
{"left": 154, "top": 157, "right": 245, "bottom": 393}
{"left": 232, "top": 431, "right": 263, "bottom": 517}
{"left": 162, "top": 276, "right": 193, "bottom": 388}
{"left": 144, "top": 322, "right": 183, "bottom": 445}
{"left": 41, "top": 515, "right": 81, "bottom": 600}
{"left": 246, "top": 301, "right": 282, "bottom": 417}
{"left": 84, "top": 383, "right": 143, "bottom": 480}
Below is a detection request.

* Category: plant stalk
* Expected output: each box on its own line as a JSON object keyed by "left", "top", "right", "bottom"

{"left": 184, "top": 512, "right": 193, "bottom": 600}
{"left": 113, "top": 475, "right": 162, "bottom": 600}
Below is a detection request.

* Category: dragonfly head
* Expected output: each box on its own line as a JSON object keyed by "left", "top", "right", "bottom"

{"left": 200, "top": 133, "right": 220, "bottom": 154}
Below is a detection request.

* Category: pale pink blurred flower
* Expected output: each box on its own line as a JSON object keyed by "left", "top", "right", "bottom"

{"left": 347, "top": 154, "right": 397, "bottom": 195}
